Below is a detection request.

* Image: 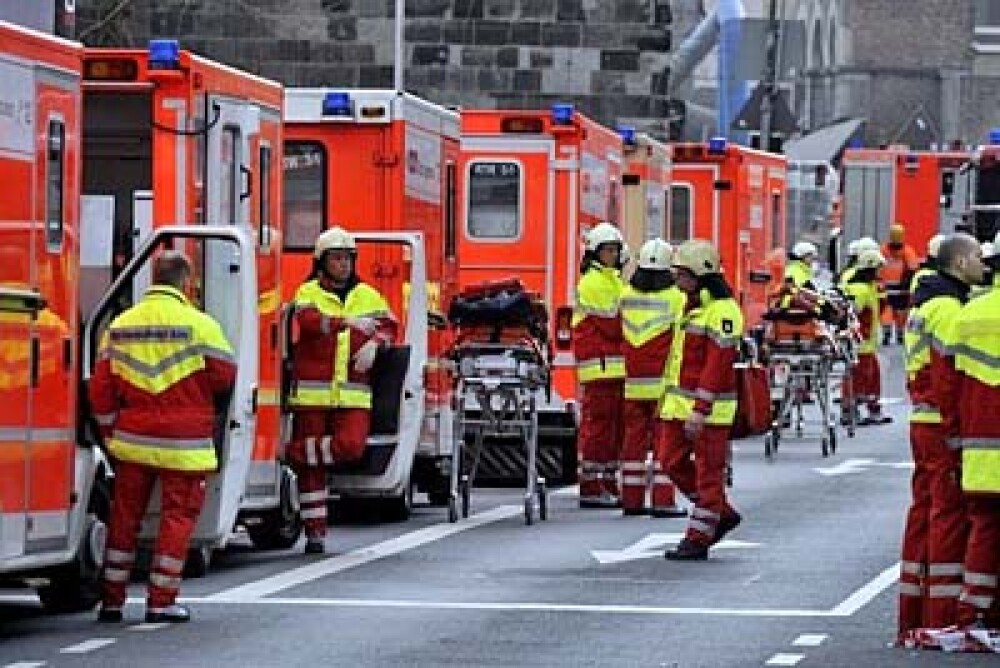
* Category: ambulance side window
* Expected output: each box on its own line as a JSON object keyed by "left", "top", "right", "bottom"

{"left": 669, "top": 184, "right": 692, "bottom": 242}
{"left": 445, "top": 160, "right": 457, "bottom": 259}
{"left": 259, "top": 144, "right": 272, "bottom": 248}
{"left": 283, "top": 141, "right": 327, "bottom": 250}
{"left": 467, "top": 161, "right": 521, "bottom": 240}
{"left": 220, "top": 126, "right": 239, "bottom": 224}
{"left": 770, "top": 192, "right": 783, "bottom": 249}
{"left": 46, "top": 119, "right": 66, "bottom": 251}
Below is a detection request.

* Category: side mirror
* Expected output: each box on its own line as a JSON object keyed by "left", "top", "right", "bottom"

{"left": 748, "top": 270, "right": 772, "bottom": 284}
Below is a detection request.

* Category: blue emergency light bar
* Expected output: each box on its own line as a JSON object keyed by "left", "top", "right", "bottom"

{"left": 707, "top": 136, "right": 728, "bottom": 155}
{"left": 322, "top": 92, "right": 353, "bottom": 117}
{"left": 148, "top": 39, "right": 180, "bottom": 70}
{"left": 551, "top": 103, "right": 574, "bottom": 126}
{"left": 989, "top": 128, "right": 1000, "bottom": 146}
{"left": 617, "top": 125, "right": 637, "bottom": 146}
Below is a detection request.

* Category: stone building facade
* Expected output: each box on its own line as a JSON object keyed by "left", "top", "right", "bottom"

{"left": 76, "top": 0, "right": 674, "bottom": 130}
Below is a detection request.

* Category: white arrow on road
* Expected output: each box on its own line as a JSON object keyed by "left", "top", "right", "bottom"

{"left": 814, "top": 458, "right": 914, "bottom": 477}
{"left": 591, "top": 533, "right": 761, "bottom": 565}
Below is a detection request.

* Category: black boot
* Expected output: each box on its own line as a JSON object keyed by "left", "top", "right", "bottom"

{"left": 664, "top": 538, "right": 709, "bottom": 561}
{"left": 145, "top": 604, "right": 190, "bottom": 623}
{"left": 712, "top": 512, "right": 742, "bottom": 545}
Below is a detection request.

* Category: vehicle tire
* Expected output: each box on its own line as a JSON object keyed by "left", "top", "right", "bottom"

{"left": 381, "top": 479, "right": 414, "bottom": 523}
{"left": 183, "top": 546, "right": 212, "bottom": 579}
{"left": 38, "top": 474, "right": 110, "bottom": 614}
{"left": 247, "top": 510, "right": 302, "bottom": 550}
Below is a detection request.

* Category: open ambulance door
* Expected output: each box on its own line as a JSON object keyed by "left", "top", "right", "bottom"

{"left": 83, "top": 226, "right": 258, "bottom": 572}
{"left": 282, "top": 232, "right": 427, "bottom": 522}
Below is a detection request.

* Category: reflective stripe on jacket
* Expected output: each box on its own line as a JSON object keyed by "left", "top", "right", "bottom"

{"left": 288, "top": 279, "right": 394, "bottom": 410}
{"left": 621, "top": 285, "right": 684, "bottom": 400}
{"left": 89, "top": 285, "right": 237, "bottom": 472}
{"left": 947, "top": 289, "right": 1000, "bottom": 493}
{"left": 573, "top": 265, "right": 625, "bottom": 383}
{"left": 660, "top": 288, "right": 744, "bottom": 426}
{"left": 904, "top": 273, "right": 968, "bottom": 425}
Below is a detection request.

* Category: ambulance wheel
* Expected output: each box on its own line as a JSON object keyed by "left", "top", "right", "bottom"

{"left": 382, "top": 479, "right": 414, "bottom": 523}
{"left": 247, "top": 510, "right": 302, "bottom": 550}
{"left": 184, "top": 546, "right": 212, "bottom": 579}
{"left": 37, "top": 518, "right": 105, "bottom": 614}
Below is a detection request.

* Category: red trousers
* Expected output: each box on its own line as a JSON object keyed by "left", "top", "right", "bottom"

{"left": 101, "top": 461, "right": 206, "bottom": 610}
{"left": 577, "top": 380, "right": 623, "bottom": 500}
{"left": 898, "top": 423, "right": 968, "bottom": 635}
{"left": 844, "top": 353, "right": 882, "bottom": 413}
{"left": 657, "top": 419, "right": 738, "bottom": 547}
{"left": 288, "top": 408, "right": 369, "bottom": 538}
{"left": 621, "top": 399, "right": 677, "bottom": 512}
{"left": 957, "top": 497, "right": 1000, "bottom": 627}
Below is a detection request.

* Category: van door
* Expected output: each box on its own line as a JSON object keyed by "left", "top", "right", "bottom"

{"left": 459, "top": 138, "right": 554, "bottom": 306}
{"left": 84, "top": 226, "right": 259, "bottom": 551}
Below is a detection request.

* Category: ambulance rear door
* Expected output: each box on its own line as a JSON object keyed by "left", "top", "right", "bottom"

{"left": 670, "top": 164, "right": 720, "bottom": 245}
{"left": 459, "top": 137, "right": 555, "bottom": 306}
{"left": 84, "top": 226, "right": 259, "bottom": 552}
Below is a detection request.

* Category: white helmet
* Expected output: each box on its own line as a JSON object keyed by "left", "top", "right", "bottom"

{"left": 792, "top": 240, "right": 819, "bottom": 260}
{"left": 672, "top": 239, "right": 721, "bottom": 277}
{"left": 585, "top": 222, "right": 623, "bottom": 252}
{"left": 982, "top": 241, "right": 995, "bottom": 259}
{"left": 927, "top": 233, "right": 946, "bottom": 259}
{"left": 855, "top": 248, "right": 886, "bottom": 271}
{"left": 314, "top": 226, "right": 357, "bottom": 259}
{"left": 847, "top": 239, "right": 862, "bottom": 256}
{"left": 856, "top": 236, "right": 880, "bottom": 254}
{"left": 637, "top": 238, "right": 674, "bottom": 271}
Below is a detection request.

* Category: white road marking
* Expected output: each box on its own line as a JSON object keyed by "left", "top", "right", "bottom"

{"left": 129, "top": 622, "right": 171, "bottom": 632}
{"left": 188, "top": 595, "right": 835, "bottom": 617}
{"left": 765, "top": 654, "right": 805, "bottom": 666}
{"left": 4, "top": 662, "right": 47, "bottom": 668}
{"left": 592, "top": 533, "right": 760, "bottom": 564}
{"left": 814, "top": 458, "right": 912, "bottom": 476}
{"left": 792, "top": 633, "right": 828, "bottom": 646}
{"left": 59, "top": 638, "right": 116, "bottom": 654}
{"left": 830, "top": 562, "right": 900, "bottom": 616}
{"left": 207, "top": 504, "right": 522, "bottom": 601}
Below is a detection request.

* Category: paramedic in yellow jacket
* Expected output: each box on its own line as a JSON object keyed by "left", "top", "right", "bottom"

{"left": 657, "top": 240, "right": 744, "bottom": 560}
{"left": 620, "top": 239, "right": 686, "bottom": 518}
{"left": 289, "top": 227, "right": 397, "bottom": 554}
{"left": 573, "top": 222, "right": 626, "bottom": 508}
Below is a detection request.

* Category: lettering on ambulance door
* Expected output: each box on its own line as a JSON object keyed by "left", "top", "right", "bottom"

{"left": 669, "top": 184, "right": 693, "bottom": 242}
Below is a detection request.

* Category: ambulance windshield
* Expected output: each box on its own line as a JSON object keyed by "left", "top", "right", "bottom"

{"left": 467, "top": 160, "right": 521, "bottom": 240}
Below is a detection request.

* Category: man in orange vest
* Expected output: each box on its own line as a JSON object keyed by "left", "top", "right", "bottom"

{"left": 880, "top": 223, "right": 920, "bottom": 345}
{"left": 91, "top": 252, "right": 237, "bottom": 624}
{"left": 288, "top": 227, "right": 397, "bottom": 554}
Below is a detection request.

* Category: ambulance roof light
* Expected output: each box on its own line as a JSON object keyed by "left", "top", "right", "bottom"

{"left": 707, "top": 136, "right": 727, "bottom": 155}
{"left": 551, "top": 103, "right": 574, "bottom": 126}
{"left": 148, "top": 39, "right": 180, "bottom": 70}
{"left": 322, "top": 92, "right": 353, "bottom": 117}
{"left": 618, "top": 125, "right": 637, "bottom": 146}
{"left": 989, "top": 128, "right": 1000, "bottom": 146}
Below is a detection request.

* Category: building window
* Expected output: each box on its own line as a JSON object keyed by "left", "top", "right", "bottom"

{"left": 975, "top": 0, "right": 1000, "bottom": 51}
{"left": 668, "top": 184, "right": 692, "bottom": 242}
{"left": 466, "top": 160, "right": 521, "bottom": 240}
{"left": 282, "top": 141, "right": 327, "bottom": 251}
{"left": 977, "top": 0, "right": 1000, "bottom": 26}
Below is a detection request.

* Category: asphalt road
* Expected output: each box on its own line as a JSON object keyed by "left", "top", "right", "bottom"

{"left": 1, "top": 348, "right": 995, "bottom": 667}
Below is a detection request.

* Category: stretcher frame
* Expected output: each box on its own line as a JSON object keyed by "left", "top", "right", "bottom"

{"left": 447, "top": 337, "right": 550, "bottom": 525}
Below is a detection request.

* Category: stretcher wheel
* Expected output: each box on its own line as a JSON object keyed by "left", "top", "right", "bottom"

{"left": 537, "top": 478, "right": 548, "bottom": 521}
{"left": 524, "top": 497, "right": 534, "bottom": 525}
{"left": 460, "top": 476, "right": 471, "bottom": 519}
{"left": 821, "top": 436, "right": 830, "bottom": 458}
{"left": 828, "top": 427, "right": 838, "bottom": 454}
{"left": 184, "top": 546, "right": 212, "bottom": 579}
{"left": 448, "top": 496, "right": 458, "bottom": 523}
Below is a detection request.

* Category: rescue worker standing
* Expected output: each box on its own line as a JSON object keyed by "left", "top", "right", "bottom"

{"left": 838, "top": 236, "right": 880, "bottom": 288}
{"left": 842, "top": 248, "right": 893, "bottom": 426}
{"left": 91, "top": 252, "right": 236, "bottom": 624}
{"left": 880, "top": 223, "right": 920, "bottom": 345}
{"left": 784, "top": 241, "right": 819, "bottom": 289}
{"left": 619, "top": 239, "right": 686, "bottom": 518}
{"left": 573, "top": 222, "right": 626, "bottom": 508}
{"left": 288, "top": 227, "right": 396, "bottom": 553}
{"left": 898, "top": 234, "right": 979, "bottom": 638}
{"left": 938, "top": 242, "right": 1000, "bottom": 631}
{"left": 658, "top": 240, "right": 743, "bottom": 560}
{"left": 909, "top": 233, "right": 945, "bottom": 293}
